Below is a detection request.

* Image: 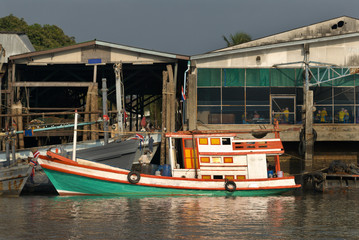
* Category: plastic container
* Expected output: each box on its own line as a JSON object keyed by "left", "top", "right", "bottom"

{"left": 162, "top": 164, "right": 172, "bottom": 177}
{"left": 267, "top": 170, "right": 274, "bottom": 178}
{"left": 277, "top": 171, "right": 283, "bottom": 178}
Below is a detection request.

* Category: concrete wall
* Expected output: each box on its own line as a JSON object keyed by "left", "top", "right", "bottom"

{"left": 193, "top": 35, "right": 359, "bottom": 69}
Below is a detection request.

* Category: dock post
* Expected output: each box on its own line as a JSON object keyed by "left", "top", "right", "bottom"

{"left": 305, "top": 90, "right": 314, "bottom": 172}
{"left": 90, "top": 83, "right": 99, "bottom": 140}
{"left": 101, "top": 78, "right": 109, "bottom": 145}
{"left": 160, "top": 71, "right": 168, "bottom": 165}
{"left": 83, "top": 85, "right": 93, "bottom": 141}
{"left": 187, "top": 74, "right": 197, "bottom": 130}
{"left": 303, "top": 44, "right": 314, "bottom": 173}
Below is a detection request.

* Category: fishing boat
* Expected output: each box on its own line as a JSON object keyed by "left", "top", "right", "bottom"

{"left": 0, "top": 162, "right": 32, "bottom": 196}
{"left": 37, "top": 124, "right": 300, "bottom": 197}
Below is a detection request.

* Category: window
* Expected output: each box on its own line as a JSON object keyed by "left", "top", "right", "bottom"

{"left": 197, "top": 69, "right": 221, "bottom": 86}
{"left": 202, "top": 175, "right": 211, "bottom": 180}
{"left": 222, "top": 138, "right": 231, "bottom": 145}
{"left": 210, "top": 138, "right": 221, "bottom": 145}
{"left": 212, "top": 157, "right": 221, "bottom": 163}
{"left": 200, "top": 157, "right": 210, "bottom": 163}
{"left": 197, "top": 88, "right": 221, "bottom": 105}
{"left": 199, "top": 138, "right": 208, "bottom": 145}
{"left": 222, "top": 69, "right": 245, "bottom": 86}
{"left": 196, "top": 67, "right": 359, "bottom": 125}
{"left": 223, "top": 157, "right": 233, "bottom": 163}
{"left": 237, "top": 175, "right": 246, "bottom": 180}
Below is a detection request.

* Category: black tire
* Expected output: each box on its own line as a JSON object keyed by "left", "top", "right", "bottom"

{"left": 312, "top": 172, "right": 324, "bottom": 192}
{"left": 127, "top": 171, "right": 141, "bottom": 184}
{"left": 225, "top": 181, "right": 237, "bottom": 192}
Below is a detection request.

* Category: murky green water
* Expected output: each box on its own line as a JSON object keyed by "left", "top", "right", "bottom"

{"left": 0, "top": 189, "right": 358, "bottom": 239}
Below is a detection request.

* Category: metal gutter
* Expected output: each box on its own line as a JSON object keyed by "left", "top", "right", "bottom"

{"left": 191, "top": 32, "right": 359, "bottom": 60}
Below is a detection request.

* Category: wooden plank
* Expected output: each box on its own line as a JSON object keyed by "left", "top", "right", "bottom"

{"left": 13, "top": 82, "right": 93, "bottom": 87}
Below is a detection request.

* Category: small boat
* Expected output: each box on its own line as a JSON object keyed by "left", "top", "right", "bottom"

{"left": 38, "top": 126, "right": 300, "bottom": 197}
{"left": 0, "top": 162, "right": 32, "bottom": 196}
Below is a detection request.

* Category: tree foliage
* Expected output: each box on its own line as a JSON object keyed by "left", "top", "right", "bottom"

{"left": 0, "top": 14, "right": 76, "bottom": 51}
{"left": 223, "top": 32, "right": 251, "bottom": 47}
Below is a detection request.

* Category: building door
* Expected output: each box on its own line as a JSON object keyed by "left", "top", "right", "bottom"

{"left": 270, "top": 95, "right": 296, "bottom": 124}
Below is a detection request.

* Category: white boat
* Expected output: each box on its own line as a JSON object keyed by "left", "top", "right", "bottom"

{"left": 38, "top": 125, "right": 300, "bottom": 197}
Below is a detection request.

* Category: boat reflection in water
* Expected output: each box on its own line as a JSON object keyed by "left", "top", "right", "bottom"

{"left": 3, "top": 190, "right": 359, "bottom": 239}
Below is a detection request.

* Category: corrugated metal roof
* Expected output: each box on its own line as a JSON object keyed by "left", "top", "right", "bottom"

{"left": 0, "top": 32, "right": 35, "bottom": 63}
{"left": 9, "top": 39, "right": 189, "bottom": 61}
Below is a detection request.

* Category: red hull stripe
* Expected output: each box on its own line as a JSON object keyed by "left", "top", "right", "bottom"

{"left": 41, "top": 163, "right": 300, "bottom": 191}
{"left": 42, "top": 153, "right": 130, "bottom": 175}
{"left": 199, "top": 165, "right": 248, "bottom": 168}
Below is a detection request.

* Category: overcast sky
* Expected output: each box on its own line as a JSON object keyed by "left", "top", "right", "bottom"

{"left": 2, "top": 0, "right": 359, "bottom": 55}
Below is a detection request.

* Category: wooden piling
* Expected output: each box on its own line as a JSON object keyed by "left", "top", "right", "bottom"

{"left": 166, "top": 64, "right": 175, "bottom": 132}
{"left": 160, "top": 71, "right": 168, "bottom": 165}
{"left": 90, "top": 84, "right": 99, "bottom": 140}
{"left": 83, "top": 84, "right": 93, "bottom": 141}
{"left": 187, "top": 74, "right": 197, "bottom": 130}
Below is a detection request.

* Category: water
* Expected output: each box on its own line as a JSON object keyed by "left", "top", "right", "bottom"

{"left": 1, "top": 189, "right": 359, "bottom": 240}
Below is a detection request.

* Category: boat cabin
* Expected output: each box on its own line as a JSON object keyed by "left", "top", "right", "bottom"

{"left": 166, "top": 132, "right": 284, "bottom": 180}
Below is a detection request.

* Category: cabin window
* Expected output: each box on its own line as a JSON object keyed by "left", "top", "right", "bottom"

{"left": 202, "top": 175, "right": 211, "bottom": 180}
{"left": 223, "top": 157, "right": 233, "bottom": 163}
{"left": 258, "top": 141, "right": 268, "bottom": 148}
{"left": 212, "top": 157, "right": 221, "bottom": 163}
{"left": 225, "top": 175, "right": 234, "bottom": 180}
{"left": 237, "top": 175, "right": 246, "bottom": 180}
{"left": 213, "top": 175, "right": 223, "bottom": 179}
{"left": 200, "top": 157, "right": 210, "bottom": 163}
{"left": 210, "top": 138, "right": 221, "bottom": 145}
{"left": 222, "top": 138, "right": 231, "bottom": 145}
{"left": 199, "top": 138, "right": 208, "bottom": 145}
{"left": 184, "top": 139, "right": 193, "bottom": 148}
{"left": 233, "top": 142, "right": 244, "bottom": 149}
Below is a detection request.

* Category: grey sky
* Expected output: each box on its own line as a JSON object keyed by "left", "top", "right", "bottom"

{"left": 1, "top": 0, "right": 359, "bottom": 55}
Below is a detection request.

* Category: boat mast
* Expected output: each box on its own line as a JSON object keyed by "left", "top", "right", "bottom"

{"left": 114, "top": 63, "right": 124, "bottom": 134}
{"left": 273, "top": 119, "right": 281, "bottom": 172}
{"left": 101, "top": 78, "right": 109, "bottom": 144}
{"left": 191, "top": 133, "right": 198, "bottom": 179}
{"left": 72, "top": 110, "right": 78, "bottom": 162}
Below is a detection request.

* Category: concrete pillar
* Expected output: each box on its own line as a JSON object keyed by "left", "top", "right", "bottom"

{"left": 305, "top": 90, "right": 314, "bottom": 172}
{"left": 187, "top": 74, "right": 197, "bottom": 130}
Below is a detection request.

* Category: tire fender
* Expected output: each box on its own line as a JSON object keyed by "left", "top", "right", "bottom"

{"left": 127, "top": 171, "right": 141, "bottom": 184}
{"left": 225, "top": 181, "right": 237, "bottom": 192}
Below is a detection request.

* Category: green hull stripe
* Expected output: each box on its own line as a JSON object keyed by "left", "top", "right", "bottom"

{"left": 44, "top": 169, "right": 294, "bottom": 197}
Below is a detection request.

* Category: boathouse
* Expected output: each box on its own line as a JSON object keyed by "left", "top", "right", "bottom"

{"left": 2, "top": 39, "right": 189, "bottom": 150}
{"left": 189, "top": 16, "right": 359, "bottom": 172}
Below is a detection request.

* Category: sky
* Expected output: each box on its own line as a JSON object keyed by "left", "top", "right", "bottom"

{"left": 2, "top": 0, "right": 359, "bottom": 56}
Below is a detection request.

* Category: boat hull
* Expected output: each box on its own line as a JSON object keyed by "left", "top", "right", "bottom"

{"left": 39, "top": 156, "right": 300, "bottom": 197}
{"left": 0, "top": 164, "right": 32, "bottom": 196}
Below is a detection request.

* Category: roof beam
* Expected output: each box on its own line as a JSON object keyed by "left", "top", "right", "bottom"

{"left": 13, "top": 82, "right": 93, "bottom": 87}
